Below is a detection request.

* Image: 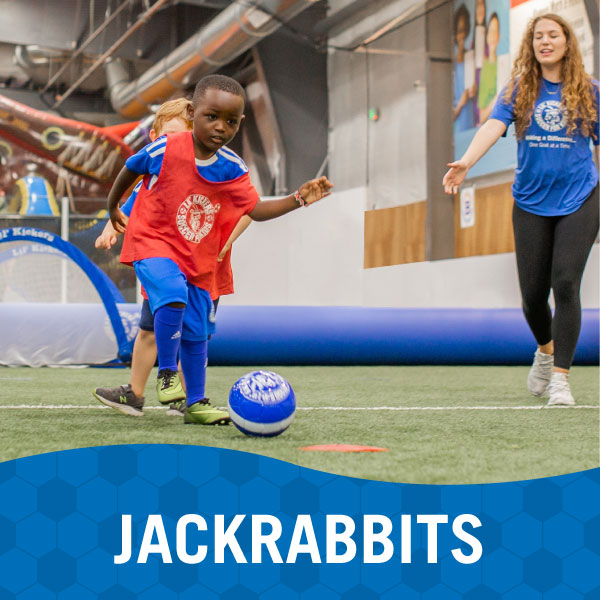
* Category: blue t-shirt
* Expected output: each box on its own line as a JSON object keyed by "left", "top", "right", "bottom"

{"left": 121, "top": 181, "right": 142, "bottom": 217}
{"left": 121, "top": 135, "right": 248, "bottom": 215}
{"left": 490, "top": 78, "right": 599, "bottom": 216}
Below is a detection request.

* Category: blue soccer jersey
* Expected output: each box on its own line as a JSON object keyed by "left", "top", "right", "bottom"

{"left": 490, "top": 79, "right": 599, "bottom": 216}
{"left": 121, "top": 136, "right": 249, "bottom": 216}
{"left": 120, "top": 180, "right": 142, "bottom": 217}
{"left": 125, "top": 135, "right": 248, "bottom": 184}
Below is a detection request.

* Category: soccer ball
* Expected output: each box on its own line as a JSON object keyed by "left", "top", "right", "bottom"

{"left": 228, "top": 371, "right": 296, "bottom": 437}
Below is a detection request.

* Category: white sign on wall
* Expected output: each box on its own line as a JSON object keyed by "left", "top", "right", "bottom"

{"left": 509, "top": 0, "right": 594, "bottom": 74}
{"left": 460, "top": 186, "right": 476, "bottom": 229}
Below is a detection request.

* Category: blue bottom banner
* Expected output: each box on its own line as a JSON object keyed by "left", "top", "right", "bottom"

{"left": 1, "top": 445, "right": 599, "bottom": 599}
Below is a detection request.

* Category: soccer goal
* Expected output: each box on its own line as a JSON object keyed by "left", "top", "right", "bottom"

{"left": 0, "top": 226, "right": 136, "bottom": 366}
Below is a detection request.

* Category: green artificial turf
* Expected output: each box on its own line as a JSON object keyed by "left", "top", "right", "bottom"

{"left": 0, "top": 365, "right": 598, "bottom": 484}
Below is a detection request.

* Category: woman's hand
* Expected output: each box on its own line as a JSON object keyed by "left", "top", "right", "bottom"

{"left": 442, "top": 160, "right": 469, "bottom": 195}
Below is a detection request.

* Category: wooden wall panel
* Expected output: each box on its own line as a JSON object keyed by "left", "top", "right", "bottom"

{"left": 364, "top": 202, "right": 427, "bottom": 268}
{"left": 454, "top": 182, "right": 515, "bottom": 258}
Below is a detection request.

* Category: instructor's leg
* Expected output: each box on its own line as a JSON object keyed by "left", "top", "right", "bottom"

{"left": 550, "top": 188, "right": 599, "bottom": 371}
{"left": 512, "top": 204, "right": 555, "bottom": 349}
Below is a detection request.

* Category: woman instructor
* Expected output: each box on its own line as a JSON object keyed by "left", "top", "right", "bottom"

{"left": 443, "top": 14, "right": 599, "bottom": 406}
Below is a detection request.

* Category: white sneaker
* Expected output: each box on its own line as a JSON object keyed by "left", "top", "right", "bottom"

{"left": 527, "top": 349, "right": 554, "bottom": 396}
{"left": 547, "top": 372, "right": 575, "bottom": 406}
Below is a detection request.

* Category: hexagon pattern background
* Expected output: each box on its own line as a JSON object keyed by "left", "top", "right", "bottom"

{"left": 0, "top": 445, "right": 599, "bottom": 599}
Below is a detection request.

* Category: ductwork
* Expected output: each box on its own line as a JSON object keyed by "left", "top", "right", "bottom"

{"left": 14, "top": 45, "right": 70, "bottom": 70}
{"left": 106, "top": 0, "right": 318, "bottom": 118}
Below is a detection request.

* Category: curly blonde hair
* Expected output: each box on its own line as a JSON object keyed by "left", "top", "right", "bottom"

{"left": 504, "top": 14, "right": 598, "bottom": 140}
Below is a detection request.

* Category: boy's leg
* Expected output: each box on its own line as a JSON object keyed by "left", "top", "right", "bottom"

{"left": 179, "top": 340, "right": 208, "bottom": 401}
{"left": 168, "top": 298, "right": 219, "bottom": 417}
{"left": 134, "top": 258, "right": 188, "bottom": 404}
{"left": 130, "top": 301, "right": 157, "bottom": 398}
{"left": 179, "top": 286, "right": 229, "bottom": 425}
{"left": 93, "top": 300, "right": 155, "bottom": 416}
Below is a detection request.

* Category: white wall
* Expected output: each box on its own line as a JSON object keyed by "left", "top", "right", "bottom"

{"left": 227, "top": 1, "right": 598, "bottom": 311}
{"left": 225, "top": 187, "right": 599, "bottom": 309}
{"left": 327, "top": 1, "right": 428, "bottom": 210}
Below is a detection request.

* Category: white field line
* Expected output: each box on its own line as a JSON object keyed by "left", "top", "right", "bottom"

{"left": 0, "top": 405, "right": 597, "bottom": 410}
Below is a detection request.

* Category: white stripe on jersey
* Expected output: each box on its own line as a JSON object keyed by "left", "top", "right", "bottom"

{"left": 147, "top": 174, "right": 159, "bottom": 190}
{"left": 148, "top": 145, "right": 166, "bottom": 158}
{"left": 133, "top": 180, "right": 143, "bottom": 192}
{"left": 218, "top": 145, "right": 244, "bottom": 162}
{"left": 217, "top": 147, "right": 248, "bottom": 172}
{"left": 146, "top": 136, "right": 166, "bottom": 152}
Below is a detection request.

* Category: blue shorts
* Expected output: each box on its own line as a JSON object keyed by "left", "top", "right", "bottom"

{"left": 139, "top": 299, "right": 154, "bottom": 332}
{"left": 134, "top": 257, "right": 216, "bottom": 342}
{"left": 139, "top": 297, "right": 220, "bottom": 335}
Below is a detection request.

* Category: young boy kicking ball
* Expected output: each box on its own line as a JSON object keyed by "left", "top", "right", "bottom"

{"left": 93, "top": 98, "right": 250, "bottom": 417}
{"left": 101, "top": 75, "right": 333, "bottom": 425}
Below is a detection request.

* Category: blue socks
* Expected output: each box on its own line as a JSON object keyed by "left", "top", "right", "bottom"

{"left": 153, "top": 305, "right": 208, "bottom": 405}
{"left": 179, "top": 339, "right": 208, "bottom": 406}
{"left": 153, "top": 305, "right": 185, "bottom": 371}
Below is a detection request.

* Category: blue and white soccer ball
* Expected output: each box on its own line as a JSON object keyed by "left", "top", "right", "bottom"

{"left": 228, "top": 371, "right": 296, "bottom": 437}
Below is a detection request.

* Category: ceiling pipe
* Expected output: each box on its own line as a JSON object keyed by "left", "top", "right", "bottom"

{"left": 106, "top": 0, "right": 319, "bottom": 119}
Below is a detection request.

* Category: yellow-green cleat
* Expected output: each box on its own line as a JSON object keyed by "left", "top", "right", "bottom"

{"left": 184, "top": 399, "right": 231, "bottom": 425}
{"left": 156, "top": 369, "right": 186, "bottom": 405}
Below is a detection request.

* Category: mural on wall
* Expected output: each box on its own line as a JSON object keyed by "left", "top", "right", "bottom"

{"left": 452, "top": 0, "right": 594, "bottom": 179}
{"left": 0, "top": 94, "right": 134, "bottom": 215}
{"left": 452, "top": 0, "right": 513, "bottom": 177}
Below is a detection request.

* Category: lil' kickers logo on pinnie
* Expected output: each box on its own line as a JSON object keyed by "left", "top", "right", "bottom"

{"left": 176, "top": 194, "right": 221, "bottom": 243}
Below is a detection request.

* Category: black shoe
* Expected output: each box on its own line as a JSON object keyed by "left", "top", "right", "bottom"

{"left": 93, "top": 384, "right": 144, "bottom": 416}
{"left": 165, "top": 399, "right": 186, "bottom": 416}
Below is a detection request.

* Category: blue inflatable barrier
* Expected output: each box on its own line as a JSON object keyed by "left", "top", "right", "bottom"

{"left": 207, "top": 306, "right": 599, "bottom": 366}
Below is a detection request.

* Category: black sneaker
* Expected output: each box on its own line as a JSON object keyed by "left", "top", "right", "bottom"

{"left": 93, "top": 384, "right": 144, "bottom": 416}
{"left": 165, "top": 399, "right": 186, "bottom": 417}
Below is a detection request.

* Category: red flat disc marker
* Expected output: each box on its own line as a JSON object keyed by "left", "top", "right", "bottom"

{"left": 300, "top": 444, "right": 388, "bottom": 453}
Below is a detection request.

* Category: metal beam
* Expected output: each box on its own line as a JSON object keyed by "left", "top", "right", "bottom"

{"left": 107, "top": 0, "right": 318, "bottom": 118}
{"left": 52, "top": 0, "right": 169, "bottom": 109}
{"left": 583, "top": 0, "right": 599, "bottom": 80}
{"left": 175, "top": 0, "right": 231, "bottom": 7}
{"left": 41, "top": 0, "right": 136, "bottom": 94}
{"left": 425, "top": 0, "right": 453, "bottom": 261}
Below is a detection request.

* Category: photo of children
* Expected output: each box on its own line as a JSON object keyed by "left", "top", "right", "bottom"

{"left": 452, "top": 0, "right": 512, "bottom": 174}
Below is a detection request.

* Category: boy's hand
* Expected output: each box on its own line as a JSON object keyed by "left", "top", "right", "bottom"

{"left": 95, "top": 230, "right": 118, "bottom": 250}
{"left": 298, "top": 176, "right": 334, "bottom": 206}
{"left": 217, "top": 242, "right": 231, "bottom": 262}
{"left": 109, "top": 207, "right": 128, "bottom": 234}
{"left": 95, "top": 219, "right": 122, "bottom": 249}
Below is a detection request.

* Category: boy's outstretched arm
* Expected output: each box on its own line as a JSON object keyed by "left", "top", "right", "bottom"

{"left": 249, "top": 176, "right": 333, "bottom": 222}
{"left": 107, "top": 167, "right": 139, "bottom": 233}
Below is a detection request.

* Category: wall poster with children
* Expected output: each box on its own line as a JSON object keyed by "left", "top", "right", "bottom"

{"left": 452, "top": 0, "right": 514, "bottom": 177}
{"left": 452, "top": 0, "right": 595, "bottom": 179}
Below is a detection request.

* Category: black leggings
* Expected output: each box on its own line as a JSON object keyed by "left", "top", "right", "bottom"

{"left": 512, "top": 185, "right": 599, "bottom": 369}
